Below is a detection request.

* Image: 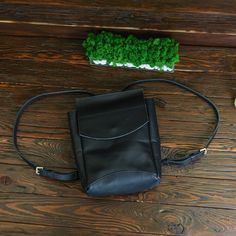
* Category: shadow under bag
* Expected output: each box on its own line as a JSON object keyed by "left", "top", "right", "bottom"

{"left": 13, "top": 79, "right": 220, "bottom": 196}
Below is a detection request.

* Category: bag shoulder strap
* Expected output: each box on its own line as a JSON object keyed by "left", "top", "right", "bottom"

{"left": 14, "top": 80, "right": 220, "bottom": 180}
{"left": 13, "top": 90, "right": 94, "bottom": 181}
{"left": 122, "top": 78, "right": 220, "bottom": 166}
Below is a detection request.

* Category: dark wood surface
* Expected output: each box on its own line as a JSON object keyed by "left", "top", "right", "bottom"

{"left": 1, "top": 1, "right": 236, "bottom": 47}
{"left": 1, "top": 1, "right": 236, "bottom": 235}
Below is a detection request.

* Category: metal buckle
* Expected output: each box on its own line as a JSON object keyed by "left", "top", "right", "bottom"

{"left": 200, "top": 148, "right": 208, "bottom": 155}
{"left": 36, "top": 167, "right": 44, "bottom": 175}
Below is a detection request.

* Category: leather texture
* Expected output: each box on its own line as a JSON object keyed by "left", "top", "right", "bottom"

{"left": 68, "top": 89, "right": 161, "bottom": 196}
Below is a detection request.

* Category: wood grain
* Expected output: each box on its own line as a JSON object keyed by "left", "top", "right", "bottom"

{"left": 2, "top": 112, "right": 234, "bottom": 140}
{"left": 2, "top": 0, "right": 236, "bottom": 11}
{"left": 1, "top": 193, "right": 236, "bottom": 235}
{"left": 1, "top": 133, "right": 235, "bottom": 168}
{"left": 1, "top": 1, "right": 236, "bottom": 46}
{"left": 1, "top": 134, "right": 236, "bottom": 180}
{"left": 0, "top": 59, "right": 235, "bottom": 99}
{"left": 1, "top": 36, "right": 236, "bottom": 74}
{"left": 0, "top": 222, "right": 161, "bottom": 236}
{"left": 0, "top": 75, "right": 235, "bottom": 101}
{"left": 2, "top": 22, "right": 236, "bottom": 48}
{"left": 1, "top": 3, "right": 236, "bottom": 234}
{"left": 0, "top": 83, "right": 234, "bottom": 139}
{"left": 1, "top": 164, "right": 236, "bottom": 210}
{"left": 164, "top": 151, "right": 236, "bottom": 178}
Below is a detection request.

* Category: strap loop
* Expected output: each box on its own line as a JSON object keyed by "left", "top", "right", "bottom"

{"left": 35, "top": 166, "right": 44, "bottom": 175}
{"left": 200, "top": 148, "right": 208, "bottom": 155}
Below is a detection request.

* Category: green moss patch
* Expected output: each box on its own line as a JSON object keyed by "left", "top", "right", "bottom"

{"left": 82, "top": 31, "right": 179, "bottom": 71}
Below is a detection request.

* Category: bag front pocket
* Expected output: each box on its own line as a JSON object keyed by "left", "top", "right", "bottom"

{"left": 70, "top": 89, "right": 160, "bottom": 196}
{"left": 80, "top": 116, "right": 159, "bottom": 196}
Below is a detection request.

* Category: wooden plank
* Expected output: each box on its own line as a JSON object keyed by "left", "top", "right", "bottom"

{"left": 0, "top": 222, "right": 160, "bottom": 236}
{"left": 2, "top": 112, "right": 234, "bottom": 140}
{"left": 3, "top": 87, "right": 231, "bottom": 116}
{"left": 2, "top": 91, "right": 233, "bottom": 123}
{"left": 0, "top": 82, "right": 234, "bottom": 139}
{"left": 1, "top": 134, "right": 236, "bottom": 180}
{"left": 164, "top": 151, "right": 236, "bottom": 179}
{"left": 1, "top": 164, "right": 236, "bottom": 210}
{"left": 1, "top": 105, "right": 233, "bottom": 136}
{"left": 1, "top": 36, "right": 236, "bottom": 74}
{"left": 1, "top": 193, "right": 236, "bottom": 235}
{"left": 1, "top": 75, "right": 234, "bottom": 101}
{"left": 0, "top": 76, "right": 235, "bottom": 101}
{"left": 1, "top": 111, "right": 234, "bottom": 153}
{"left": 2, "top": 0, "right": 236, "bottom": 12}
{"left": 1, "top": 1, "right": 236, "bottom": 46}
{"left": 1, "top": 132, "right": 235, "bottom": 167}
{"left": 2, "top": 22, "right": 236, "bottom": 48}
{"left": 0, "top": 87, "right": 234, "bottom": 157}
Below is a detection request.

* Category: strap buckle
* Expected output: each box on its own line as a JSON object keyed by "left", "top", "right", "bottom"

{"left": 200, "top": 148, "right": 208, "bottom": 155}
{"left": 36, "top": 166, "right": 44, "bottom": 175}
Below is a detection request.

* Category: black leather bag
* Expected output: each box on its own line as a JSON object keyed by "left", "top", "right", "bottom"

{"left": 13, "top": 79, "right": 220, "bottom": 196}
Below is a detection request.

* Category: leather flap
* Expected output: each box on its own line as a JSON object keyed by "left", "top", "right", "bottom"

{"left": 76, "top": 89, "right": 148, "bottom": 139}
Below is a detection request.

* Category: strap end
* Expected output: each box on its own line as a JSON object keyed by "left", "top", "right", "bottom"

{"left": 35, "top": 166, "right": 44, "bottom": 175}
{"left": 162, "top": 148, "right": 207, "bottom": 166}
{"left": 200, "top": 148, "right": 208, "bottom": 155}
{"left": 35, "top": 167, "right": 79, "bottom": 181}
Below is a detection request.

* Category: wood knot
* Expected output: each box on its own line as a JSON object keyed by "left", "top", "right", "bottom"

{"left": 168, "top": 223, "right": 184, "bottom": 234}
{"left": 0, "top": 176, "right": 12, "bottom": 185}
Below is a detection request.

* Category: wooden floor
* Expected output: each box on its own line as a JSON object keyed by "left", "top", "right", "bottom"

{"left": 0, "top": 1, "right": 236, "bottom": 235}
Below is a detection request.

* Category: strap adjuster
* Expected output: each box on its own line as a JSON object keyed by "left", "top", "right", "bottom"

{"left": 36, "top": 166, "right": 44, "bottom": 175}
{"left": 200, "top": 148, "right": 208, "bottom": 155}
